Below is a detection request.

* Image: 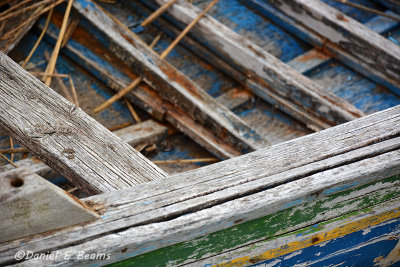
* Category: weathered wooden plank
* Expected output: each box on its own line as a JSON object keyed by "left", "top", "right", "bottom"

{"left": 216, "top": 87, "right": 253, "bottom": 110}
{"left": 2, "top": 105, "right": 399, "bottom": 265}
{"left": 263, "top": 0, "right": 400, "bottom": 95}
{"left": 41, "top": 20, "right": 243, "bottom": 159}
{"left": 96, "top": 175, "right": 400, "bottom": 266}
{"left": 0, "top": 0, "right": 39, "bottom": 54}
{"left": 196, "top": 198, "right": 400, "bottom": 267}
{"left": 153, "top": 8, "right": 398, "bottom": 115}
{"left": 141, "top": 0, "right": 364, "bottom": 131}
{"left": 9, "top": 147, "right": 400, "bottom": 266}
{"left": 112, "top": 120, "right": 167, "bottom": 147}
{"left": 0, "top": 168, "right": 99, "bottom": 243}
{"left": 0, "top": 120, "right": 168, "bottom": 176}
{"left": 73, "top": 0, "right": 268, "bottom": 154}
{"left": 0, "top": 52, "right": 167, "bottom": 195}
{"left": 286, "top": 8, "right": 400, "bottom": 74}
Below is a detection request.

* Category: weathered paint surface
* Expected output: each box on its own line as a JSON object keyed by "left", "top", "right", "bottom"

{"left": 255, "top": 222, "right": 400, "bottom": 266}
{"left": 216, "top": 206, "right": 400, "bottom": 266}
{"left": 108, "top": 175, "right": 400, "bottom": 266}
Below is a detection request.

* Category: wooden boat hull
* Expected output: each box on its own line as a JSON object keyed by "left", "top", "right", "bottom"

{"left": 1, "top": 0, "right": 400, "bottom": 266}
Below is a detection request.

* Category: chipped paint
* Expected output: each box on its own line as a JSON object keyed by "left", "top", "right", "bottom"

{"left": 215, "top": 207, "right": 400, "bottom": 267}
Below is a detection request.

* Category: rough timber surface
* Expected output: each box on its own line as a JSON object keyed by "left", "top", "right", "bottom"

{"left": 73, "top": 0, "right": 269, "bottom": 154}
{"left": 39, "top": 18, "right": 245, "bottom": 159}
{"left": 266, "top": 0, "right": 400, "bottom": 94}
{"left": 41, "top": 7, "right": 308, "bottom": 153}
{"left": 0, "top": 53, "right": 167, "bottom": 195}
{"left": 0, "top": 120, "right": 168, "bottom": 177}
{"left": 143, "top": 0, "right": 364, "bottom": 131}
{"left": 2, "top": 105, "right": 399, "bottom": 266}
{"left": 0, "top": 0, "right": 40, "bottom": 54}
{"left": 197, "top": 198, "right": 400, "bottom": 267}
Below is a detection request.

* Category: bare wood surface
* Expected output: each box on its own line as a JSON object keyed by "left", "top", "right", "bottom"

{"left": 0, "top": 168, "right": 98, "bottom": 243}
{"left": 43, "top": 22, "right": 242, "bottom": 159}
{"left": 7, "top": 144, "right": 400, "bottom": 266}
{"left": 43, "top": 0, "right": 73, "bottom": 86}
{"left": 0, "top": 52, "right": 167, "bottom": 195}
{"left": 1, "top": 105, "right": 399, "bottom": 265}
{"left": 92, "top": 35, "right": 161, "bottom": 114}
{"left": 73, "top": 0, "right": 269, "bottom": 153}
{"left": 159, "top": 0, "right": 219, "bottom": 59}
{"left": 0, "top": 120, "right": 168, "bottom": 176}
{"left": 141, "top": 0, "right": 178, "bottom": 27}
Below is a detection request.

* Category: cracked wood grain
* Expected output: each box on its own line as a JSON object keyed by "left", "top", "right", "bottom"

{"left": 1, "top": 105, "right": 399, "bottom": 266}
{"left": 0, "top": 52, "right": 167, "bottom": 195}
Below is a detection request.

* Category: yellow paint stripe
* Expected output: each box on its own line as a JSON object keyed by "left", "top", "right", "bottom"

{"left": 215, "top": 207, "right": 400, "bottom": 267}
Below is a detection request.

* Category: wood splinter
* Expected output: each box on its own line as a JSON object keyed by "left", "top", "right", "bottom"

{"left": 43, "top": 0, "right": 74, "bottom": 87}
{"left": 141, "top": 0, "right": 178, "bottom": 27}
{"left": 160, "top": 0, "right": 219, "bottom": 59}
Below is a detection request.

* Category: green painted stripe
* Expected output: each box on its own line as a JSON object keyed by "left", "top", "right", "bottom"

{"left": 108, "top": 175, "right": 400, "bottom": 267}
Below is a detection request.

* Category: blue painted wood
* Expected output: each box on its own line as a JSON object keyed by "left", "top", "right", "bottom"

{"left": 193, "top": 0, "right": 311, "bottom": 62}
{"left": 322, "top": 0, "right": 384, "bottom": 22}
{"left": 243, "top": 0, "right": 400, "bottom": 95}
{"left": 253, "top": 218, "right": 400, "bottom": 267}
{"left": 307, "top": 60, "right": 400, "bottom": 114}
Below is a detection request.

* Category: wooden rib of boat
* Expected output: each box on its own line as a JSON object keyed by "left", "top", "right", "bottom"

{"left": 0, "top": 0, "right": 400, "bottom": 266}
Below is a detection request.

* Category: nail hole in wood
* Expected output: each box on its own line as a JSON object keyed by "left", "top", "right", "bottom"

{"left": 311, "top": 236, "right": 320, "bottom": 244}
{"left": 10, "top": 177, "right": 24, "bottom": 188}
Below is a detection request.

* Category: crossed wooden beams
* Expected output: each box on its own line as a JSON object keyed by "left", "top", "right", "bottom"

{"left": 1, "top": 76, "right": 399, "bottom": 264}
{"left": 1, "top": 0, "right": 400, "bottom": 265}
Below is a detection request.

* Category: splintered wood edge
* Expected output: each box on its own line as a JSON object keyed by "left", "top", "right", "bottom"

{"left": 2, "top": 105, "right": 399, "bottom": 266}
{"left": 0, "top": 52, "right": 167, "bottom": 195}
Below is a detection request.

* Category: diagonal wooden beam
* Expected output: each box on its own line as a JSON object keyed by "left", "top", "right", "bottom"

{"left": 40, "top": 18, "right": 244, "bottom": 159}
{"left": 286, "top": 10, "right": 400, "bottom": 75}
{"left": 0, "top": 120, "right": 169, "bottom": 177}
{"left": 261, "top": 0, "right": 400, "bottom": 95}
{"left": 152, "top": 4, "right": 398, "bottom": 115}
{"left": 141, "top": 0, "right": 365, "bottom": 132}
{"left": 2, "top": 104, "right": 399, "bottom": 266}
{"left": 73, "top": 0, "right": 269, "bottom": 154}
{"left": 0, "top": 52, "right": 167, "bottom": 195}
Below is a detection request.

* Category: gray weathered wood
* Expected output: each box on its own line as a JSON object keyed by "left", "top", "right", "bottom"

{"left": 267, "top": 0, "right": 400, "bottom": 95}
{"left": 40, "top": 6, "right": 256, "bottom": 159}
{"left": 2, "top": 105, "right": 399, "bottom": 266}
{"left": 194, "top": 197, "right": 400, "bottom": 266}
{"left": 8, "top": 145, "right": 400, "bottom": 266}
{"left": 0, "top": 168, "right": 98, "bottom": 243}
{"left": 216, "top": 87, "right": 253, "bottom": 110}
{"left": 112, "top": 119, "right": 167, "bottom": 147}
{"left": 286, "top": 10, "right": 400, "bottom": 75}
{"left": 73, "top": 0, "right": 269, "bottom": 154}
{"left": 0, "top": 0, "right": 38, "bottom": 54}
{"left": 142, "top": 0, "right": 364, "bottom": 131}
{"left": 0, "top": 120, "right": 168, "bottom": 176}
{"left": 41, "top": 20, "right": 243, "bottom": 159}
{"left": 0, "top": 52, "right": 167, "bottom": 195}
